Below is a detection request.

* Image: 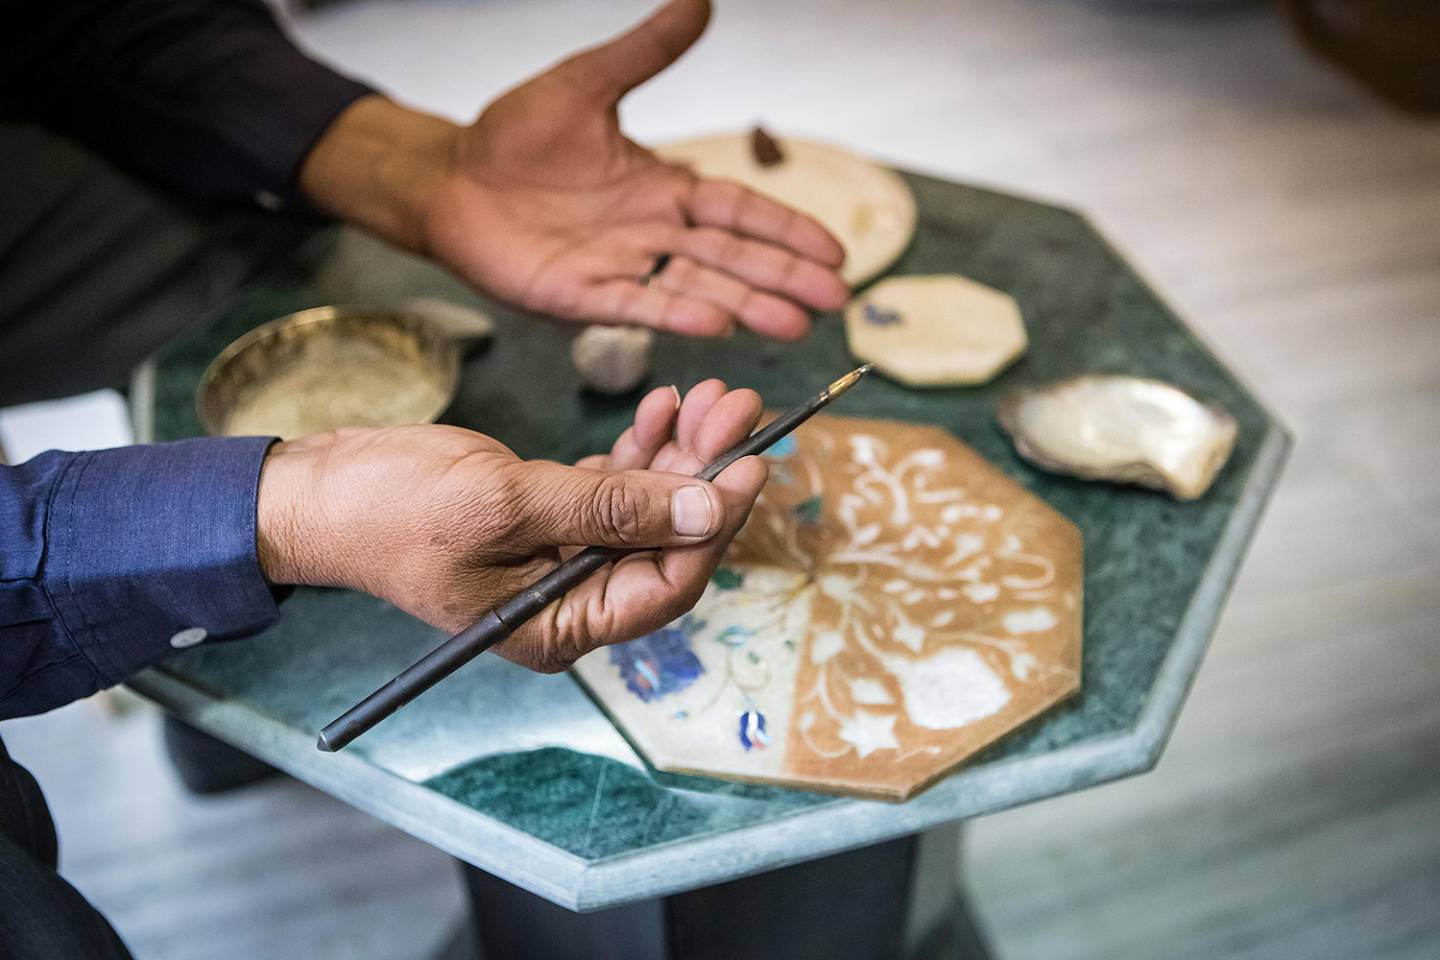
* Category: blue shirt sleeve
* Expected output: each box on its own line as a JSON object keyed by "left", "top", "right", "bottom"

{"left": 1, "top": 436, "right": 282, "bottom": 718}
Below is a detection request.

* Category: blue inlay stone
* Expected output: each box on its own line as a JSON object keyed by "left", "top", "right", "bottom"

{"left": 609, "top": 617, "right": 705, "bottom": 702}
{"left": 862, "top": 303, "right": 903, "bottom": 327}
{"left": 739, "top": 709, "right": 770, "bottom": 751}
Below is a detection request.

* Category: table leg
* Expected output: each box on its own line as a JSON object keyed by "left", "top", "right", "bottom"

{"left": 454, "top": 823, "right": 993, "bottom": 960}
{"left": 159, "top": 716, "right": 279, "bottom": 795}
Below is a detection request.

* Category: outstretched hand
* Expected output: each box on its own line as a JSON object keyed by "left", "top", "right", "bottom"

{"left": 256, "top": 381, "right": 768, "bottom": 672}
{"left": 302, "top": 0, "right": 847, "bottom": 340}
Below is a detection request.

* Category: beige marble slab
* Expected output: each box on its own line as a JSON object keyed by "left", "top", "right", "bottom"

{"left": 575, "top": 413, "right": 1082, "bottom": 800}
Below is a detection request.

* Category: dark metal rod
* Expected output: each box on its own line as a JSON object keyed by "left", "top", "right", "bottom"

{"left": 317, "top": 363, "right": 872, "bottom": 752}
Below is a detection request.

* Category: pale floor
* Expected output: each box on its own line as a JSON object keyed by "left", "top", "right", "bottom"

{"left": 4, "top": 1, "right": 1439, "bottom": 958}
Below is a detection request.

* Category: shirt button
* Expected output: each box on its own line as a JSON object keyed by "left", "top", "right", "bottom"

{"left": 170, "top": 627, "right": 208, "bottom": 649}
{"left": 254, "top": 189, "right": 282, "bottom": 211}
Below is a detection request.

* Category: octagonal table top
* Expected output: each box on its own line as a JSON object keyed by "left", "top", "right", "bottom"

{"left": 130, "top": 169, "right": 1288, "bottom": 911}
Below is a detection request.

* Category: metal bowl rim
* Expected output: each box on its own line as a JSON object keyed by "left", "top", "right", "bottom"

{"left": 195, "top": 304, "right": 461, "bottom": 437}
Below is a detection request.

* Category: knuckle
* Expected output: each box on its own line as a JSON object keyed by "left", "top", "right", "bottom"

{"left": 510, "top": 622, "right": 571, "bottom": 674}
{"left": 719, "top": 231, "right": 745, "bottom": 266}
{"left": 533, "top": 611, "right": 593, "bottom": 673}
{"left": 663, "top": 255, "right": 693, "bottom": 285}
{"left": 588, "top": 476, "right": 649, "bottom": 545}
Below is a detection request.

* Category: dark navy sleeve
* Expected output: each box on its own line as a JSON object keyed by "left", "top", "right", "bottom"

{"left": 1, "top": 0, "right": 375, "bottom": 207}
{"left": 0, "top": 437, "right": 282, "bottom": 719}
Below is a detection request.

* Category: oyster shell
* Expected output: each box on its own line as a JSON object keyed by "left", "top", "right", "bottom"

{"left": 997, "top": 376, "right": 1237, "bottom": 500}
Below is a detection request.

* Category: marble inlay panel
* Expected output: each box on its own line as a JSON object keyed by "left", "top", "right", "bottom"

{"left": 575, "top": 414, "right": 1082, "bottom": 800}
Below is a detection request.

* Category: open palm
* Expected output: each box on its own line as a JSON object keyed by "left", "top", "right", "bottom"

{"left": 418, "top": 0, "right": 848, "bottom": 341}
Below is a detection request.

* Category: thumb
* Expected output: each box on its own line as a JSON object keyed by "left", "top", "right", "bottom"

{"left": 557, "top": 0, "right": 711, "bottom": 103}
{"left": 506, "top": 460, "right": 724, "bottom": 549}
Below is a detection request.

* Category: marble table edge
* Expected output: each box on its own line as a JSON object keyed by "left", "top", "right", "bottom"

{"left": 1129, "top": 418, "right": 1291, "bottom": 753}
{"left": 125, "top": 668, "right": 591, "bottom": 908}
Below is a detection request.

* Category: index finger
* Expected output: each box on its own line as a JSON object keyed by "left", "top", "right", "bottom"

{"left": 685, "top": 178, "right": 846, "bottom": 269}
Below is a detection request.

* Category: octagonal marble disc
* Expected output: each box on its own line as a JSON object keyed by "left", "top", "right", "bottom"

{"left": 573, "top": 414, "right": 1082, "bottom": 801}
{"left": 656, "top": 133, "right": 917, "bottom": 287}
{"left": 845, "top": 275, "right": 1028, "bottom": 387}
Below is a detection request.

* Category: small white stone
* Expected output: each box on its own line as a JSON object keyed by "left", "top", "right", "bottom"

{"left": 570, "top": 326, "right": 656, "bottom": 395}
{"left": 169, "top": 627, "right": 207, "bottom": 649}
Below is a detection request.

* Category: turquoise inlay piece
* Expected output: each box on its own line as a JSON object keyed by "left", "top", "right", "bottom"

{"left": 791, "top": 494, "right": 823, "bottom": 526}
{"left": 135, "top": 170, "right": 1288, "bottom": 906}
{"left": 762, "top": 435, "right": 797, "bottom": 459}
{"left": 711, "top": 567, "right": 745, "bottom": 590}
{"left": 715, "top": 625, "right": 757, "bottom": 647}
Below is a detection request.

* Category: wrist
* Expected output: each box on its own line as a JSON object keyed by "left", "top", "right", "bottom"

{"left": 299, "top": 94, "right": 461, "bottom": 252}
{"left": 256, "top": 440, "right": 329, "bottom": 587}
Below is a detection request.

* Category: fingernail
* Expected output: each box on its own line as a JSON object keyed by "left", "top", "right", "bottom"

{"left": 672, "top": 485, "right": 714, "bottom": 537}
{"left": 669, "top": 385, "right": 682, "bottom": 409}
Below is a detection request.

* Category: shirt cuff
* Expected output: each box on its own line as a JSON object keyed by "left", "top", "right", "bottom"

{"left": 43, "top": 436, "right": 282, "bottom": 688}
{"left": 242, "top": 56, "right": 375, "bottom": 210}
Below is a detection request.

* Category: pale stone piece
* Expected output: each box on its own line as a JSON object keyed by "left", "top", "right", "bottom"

{"left": 844, "top": 275, "right": 1028, "bottom": 387}
{"left": 997, "top": 375, "right": 1238, "bottom": 500}
{"left": 570, "top": 326, "right": 656, "bottom": 395}
{"left": 400, "top": 297, "right": 495, "bottom": 344}
{"left": 573, "top": 413, "right": 1083, "bottom": 800}
{"left": 657, "top": 133, "right": 916, "bottom": 287}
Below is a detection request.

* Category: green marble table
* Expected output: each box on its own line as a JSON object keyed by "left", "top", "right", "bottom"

{"left": 130, "top": 171, "right": 1288, "bottom": 917}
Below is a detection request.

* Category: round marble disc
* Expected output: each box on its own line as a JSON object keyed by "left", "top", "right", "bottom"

{"left": 844, "top": 274, "right": 1028, "bottom": 387}
{"left": 656, "top": 132, "right": 917, "bottom": 288}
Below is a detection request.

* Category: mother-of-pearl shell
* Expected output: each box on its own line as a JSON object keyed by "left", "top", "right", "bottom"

{"left": 997, "top": 375, "right": 1237, "bottom": 500}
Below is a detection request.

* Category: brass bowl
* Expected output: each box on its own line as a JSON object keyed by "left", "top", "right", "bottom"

{"left": 197, "top": 306, "right": 461, "bottom": 439}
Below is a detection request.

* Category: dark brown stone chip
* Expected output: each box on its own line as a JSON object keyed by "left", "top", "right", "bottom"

{"left": 750, "top": 126, "right": 785, "bottom": 166}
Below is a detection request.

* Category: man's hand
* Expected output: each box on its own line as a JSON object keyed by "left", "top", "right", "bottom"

{"left": 300, "top": 0, "right": 847, "bottom": 341}
{"left": 256, "top": 381, "right": 767, "bottom": 672}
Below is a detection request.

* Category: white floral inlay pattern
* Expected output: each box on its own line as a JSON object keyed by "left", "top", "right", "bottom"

{"left": 573, "top": 414, "right": 1082, "bottom": 799}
